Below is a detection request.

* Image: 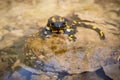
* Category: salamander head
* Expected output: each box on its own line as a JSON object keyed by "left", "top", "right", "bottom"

{"left": 47, "top": 15, "right": 67, "bottom": 30}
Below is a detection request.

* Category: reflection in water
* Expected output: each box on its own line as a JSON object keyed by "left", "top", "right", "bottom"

{"left": 5, "top": 69, "right": 40, "bottom": 80}
{"left": 18, "top": 69, "right": 40, "bottom": 80}
{"left": 4, "top": 67, "right": 113, "bottom": 80}
{"left": 95, "top": 67, "right": 113, "bottom": 80}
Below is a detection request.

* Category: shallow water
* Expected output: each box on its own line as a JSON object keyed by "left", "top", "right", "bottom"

{"left": 0, "top": 0, "right": 120, "bottom": 80}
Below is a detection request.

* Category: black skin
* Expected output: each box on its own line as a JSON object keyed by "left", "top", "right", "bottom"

{"left": 41, "top": 15, "right": 105, "bottom": 41}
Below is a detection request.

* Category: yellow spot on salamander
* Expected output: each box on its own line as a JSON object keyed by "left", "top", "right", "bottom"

{"left": 59, "top": 17, "right": 63, "bottom": 22}
{"left": 46, "top": 26, "right": 50, "bottom": 30}
{"left": 46, "top": 35, "right": 50, "bottom": 38}
{"left": 66, "top": 28, "right": 72, "bottom": 32}
{"left": 52, "top": 30, "right": 58, "bottom": 33}
{"left": 100, "top": 31, "right": 103, "bottom": 36}
{"left": 73, "top": 20, "right": 77, "bottom": 24}
{"left": 69, "top": 35, "right": 73, "bottom": 37}
{"left": 78, "top": 22, "right": 81, "bottom": 24}
{"left": 69, "top": 37, "right": 73, "bottom": 40}
{"left": 52, "top": 17, "right": 56, "bottom": 22}
{"left": 92, "top": 26, "right": 97, "bottom": 29}
{"left": 59, "top": 30, "right": 64, "bottom": 33}
{"left": 68, "top": 35, "right": 73, "bottom": 40}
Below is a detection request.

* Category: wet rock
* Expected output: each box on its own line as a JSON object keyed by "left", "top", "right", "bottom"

{"left": 0, "top": 29, "right": 9, "bottom": 41}
{"left": 33, "top": 73, "right": 57, "bottom": 80}
{"left": 0, "top": 36, "right": 3, "bottom": 41}
{"left": 4, "top": 25, "right": 17, "bottom": 31}
{"left": 89, "top": 48, "right": 120, "bottom": 70}
{"left": 10, "top": 30, "right": 24, "bottom": 37}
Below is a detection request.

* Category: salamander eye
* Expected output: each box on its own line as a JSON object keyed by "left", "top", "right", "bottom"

{"left": 63, "top": 22, "right": 65, "bottom": 25}
{"left": 63, "top": 22, "right": 65, "bottom": 24}
{"left": 62, "top": 22, "right": 66, "bottom": 26}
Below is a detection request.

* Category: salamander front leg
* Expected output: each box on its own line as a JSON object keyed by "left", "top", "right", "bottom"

{"left": 68, "top": 34, "right": 76, "bottom": 41}
{"left": 41, "top": 28, "right": 52, "bottom": 40}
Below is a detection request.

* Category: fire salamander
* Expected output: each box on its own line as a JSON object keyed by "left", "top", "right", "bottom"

{"left": 41, "top": 15, "right": 105, "bottom": 41}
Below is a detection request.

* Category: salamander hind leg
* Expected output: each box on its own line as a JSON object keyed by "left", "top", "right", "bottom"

{"left": 68, "top": 34, "right": 76, "bottom": 41}
{"left": 64, "top": 28, "right": 76, "bottom": 41}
